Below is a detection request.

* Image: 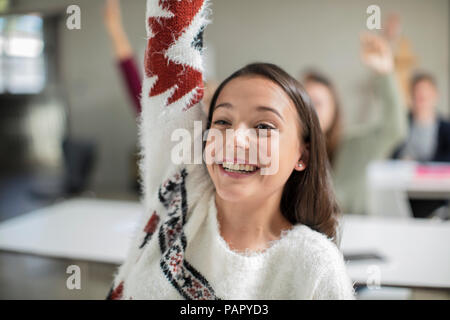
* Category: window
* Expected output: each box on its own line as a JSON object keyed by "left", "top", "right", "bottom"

{"left": 0, "top": 14, "right": 46, "bottom": 94}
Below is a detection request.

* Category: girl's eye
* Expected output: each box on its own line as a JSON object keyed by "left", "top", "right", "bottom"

{"left": 256, "top": 123, "right": 275, "bottom": 130}
{"left": 213, "top": 119, "right": 230, "bottom": 126}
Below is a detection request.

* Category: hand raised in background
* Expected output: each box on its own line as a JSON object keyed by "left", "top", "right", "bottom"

{"left": 360, "top": 32, "right": 394, "bottom": 75}
{"left": 103, "top": 0, "right": 133, "bottom": 60}
{"left": 104, "top": 0, "right": 124, "bottom": 36}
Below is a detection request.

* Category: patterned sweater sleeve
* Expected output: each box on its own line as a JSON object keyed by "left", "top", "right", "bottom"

{"left": 106, "top": 0, "right": 210, "bottom": 299}
{"left": 139, "top": 0, "right": 210, "bottom": 204}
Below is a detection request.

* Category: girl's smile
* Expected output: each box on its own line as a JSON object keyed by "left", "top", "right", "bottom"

{"left": 217, "top": 162, "right": 260, "bottom": 179}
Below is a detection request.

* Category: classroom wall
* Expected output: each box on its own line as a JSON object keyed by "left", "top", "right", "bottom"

{"left": 10, "top": 0, "right": 449, "bottom": 193}
{"left": 13, "top": 0, "right": 146, "bottom": 193}
{"left": 206, "top": 0, "right": 449, "bottom": 122}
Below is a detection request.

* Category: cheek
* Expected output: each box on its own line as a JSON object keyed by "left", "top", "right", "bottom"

{"left": 313, "top": 103, "right": 331, "bottom": 132}
{"left": 315, "top": 108, "right": 327, "bottom": 131}
{"left": 204, "top": 139, "right": 218, "bottom": 183}
{"left": 204, "top": 140, "right": 215, "bottom": 165}
{"left": 256, "top": 132, "right": 277, "bottom": 172}
{"left": 279, "top": 134, "right": 300, "bottom": 169}
{"left": 321, "top": 105, "right": 335, "bottom": 131}
{"left": 204, "top": 131, "right": 226, "bottom": 164}
{"left": 258, "top": 131, "right": 299, "bottom": 178}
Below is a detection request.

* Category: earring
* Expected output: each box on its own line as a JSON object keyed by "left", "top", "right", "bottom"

{"left": 298, "top": 162, "right": 303, "bottom": 168}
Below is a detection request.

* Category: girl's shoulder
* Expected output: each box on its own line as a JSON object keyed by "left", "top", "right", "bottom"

{"left": 287, "top": 224, "right": 346, "bottom": 269}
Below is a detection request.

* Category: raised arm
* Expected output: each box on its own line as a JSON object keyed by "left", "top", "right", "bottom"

{"left": 344, "top": 32, "right": 407, "bottom": 154}
{"left": 139, "top": 0, "right": 209, "bottom": 201}
{"left": 104, "top": 0, "right": 142, "bottom": 114}
{"left": 106, "top": 0, "right": 210, "bottom": 299}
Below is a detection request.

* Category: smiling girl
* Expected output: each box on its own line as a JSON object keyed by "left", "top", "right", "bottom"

{"left": 107, "top": 0, "right": 354, "bottom": 300}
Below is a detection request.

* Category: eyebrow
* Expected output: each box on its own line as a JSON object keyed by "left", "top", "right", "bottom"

{"left": 214, "top": 103, "right": 285, "bottom": 122}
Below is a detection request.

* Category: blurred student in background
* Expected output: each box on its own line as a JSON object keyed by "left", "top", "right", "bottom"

{"left": 382, "top": 13, "right": 449, "bottom": 219}
{"left": 303, "top": 33, "right": 407, "bottom": 215}
{"left": 391, "top": 73, "right": 450, "bottom": 218}
{"left": 392, "top": 73, "right": 450, "bottom": 163}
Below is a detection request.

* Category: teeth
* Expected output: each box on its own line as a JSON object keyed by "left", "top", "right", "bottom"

{"left": 221, "top": 162, "right": 257, "bottom": 172}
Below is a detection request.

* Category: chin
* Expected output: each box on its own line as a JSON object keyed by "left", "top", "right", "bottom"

{"left": 215, "top": 186, "right": 253, "bottom": 203}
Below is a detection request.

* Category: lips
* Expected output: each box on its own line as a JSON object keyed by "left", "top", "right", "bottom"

{"left": 217, "top": 162, "right": 260, "bottom": 179}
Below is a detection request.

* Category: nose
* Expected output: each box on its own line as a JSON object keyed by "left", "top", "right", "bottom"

{"left": 224, "top": 125, "right": 251, "bottom": 159}
{"left": 234, "top": 127, "right": 250, "bottom": 149}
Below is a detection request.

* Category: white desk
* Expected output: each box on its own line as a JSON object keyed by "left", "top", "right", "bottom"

{"left": 0, "top": 199, "right": 449, "bottom": 290}
{"left": 341, "top": 215, "right": 450, "bottom": 289}
{"left": 0, "top": 199, "right": 142, "bottom": 264}
{"left": 367, "top": 160, "right": 450, "bottom": 217}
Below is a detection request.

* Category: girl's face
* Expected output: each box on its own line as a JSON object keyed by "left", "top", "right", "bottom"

{"left": 305, "top": 81, "right": 336, "bottom": 133}
{"left": 205, "top": 76, "right": 307, "bottom": 203}
{"left": 412, "top": 80, "right": 438, "bottom": 118}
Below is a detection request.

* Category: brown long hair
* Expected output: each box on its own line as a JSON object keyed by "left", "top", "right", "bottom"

{"left": 204, "top": 63, "right": 340, "bottom": 243}
{"left": 303, "top": 72, "right": 342, "bottom": 166}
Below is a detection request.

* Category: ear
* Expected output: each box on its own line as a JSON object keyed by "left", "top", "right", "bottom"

{"left": 294, "top": 143, "right": 310, "bottom": 172}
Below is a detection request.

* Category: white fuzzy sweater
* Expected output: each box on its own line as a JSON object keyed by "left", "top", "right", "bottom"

{"left": 107, "top": 0, "right": 355, "bottom": 300}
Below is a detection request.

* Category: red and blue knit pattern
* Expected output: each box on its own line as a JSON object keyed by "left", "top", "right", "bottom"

{"left": 145, "top": 0, "right": 205, "bottom": 110}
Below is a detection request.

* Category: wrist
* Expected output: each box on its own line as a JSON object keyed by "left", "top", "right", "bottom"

{"left": 107, "top": 23, "right": 125, "bottom": 37}
{"left": 113, "top": 38, "right": 133, "bottom": 60}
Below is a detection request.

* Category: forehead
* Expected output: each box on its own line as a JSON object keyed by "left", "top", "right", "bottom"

{"left": 305, "top": 81, "right": 332, "bottom": 96}
{"left": 414, "top": 79, "right": 436, "bottom": 91}
{"left": 215, "top": 75, "right": 295, "bottom": 113}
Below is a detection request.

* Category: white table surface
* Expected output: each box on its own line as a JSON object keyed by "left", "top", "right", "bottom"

{"left": 341, "top": 215, "right": 450, "bottom": 289}
{"left": 0, "top": 198, "right": 449, "bottom": 289}
{"left": 0, "top": 198, "right": 142, "bottom": 264}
